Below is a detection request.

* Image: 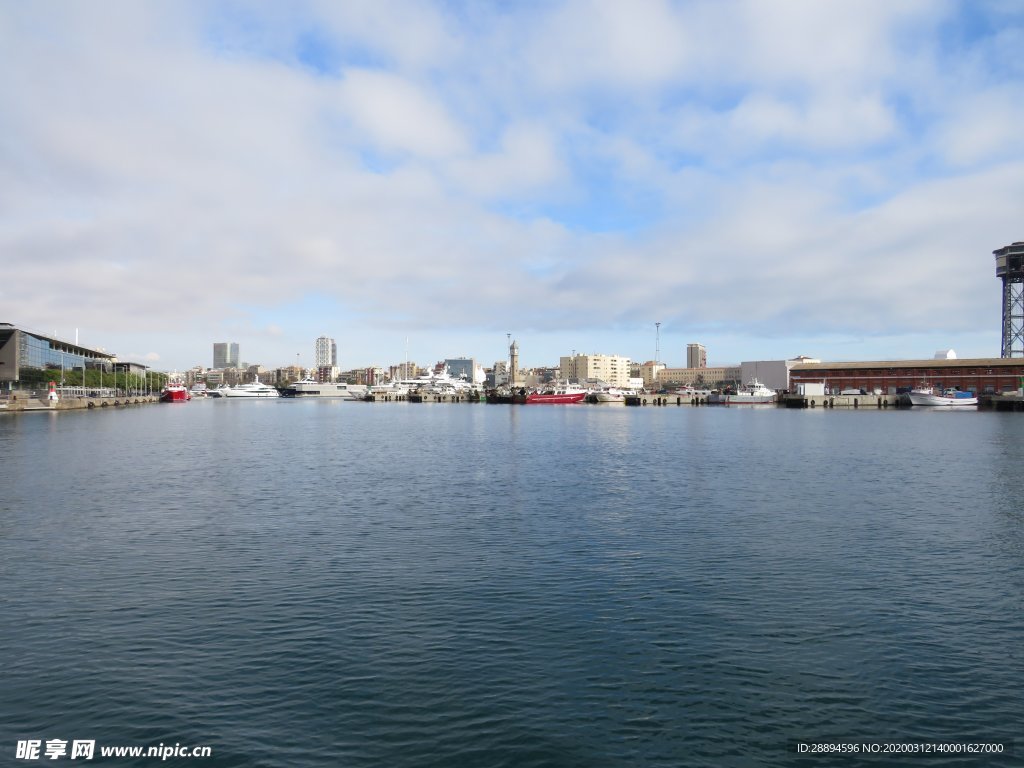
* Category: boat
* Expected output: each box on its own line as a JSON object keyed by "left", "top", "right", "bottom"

{"left": 589, "top": 387, "right": 636, "bottom": 404}
{"left": 526, "top": 384, "right": 588, "bottom": 404}
{"left": 670, "top": 386, "right": 713, "bottom": 401}
{"left": 907, "top": 385, "right": 978, "bottom": 407}
{"left": 222, "top": 376, "right": 279, "bottom": 398}
{"left": 280, "top": 378, "right": 368, "bottom": 400}
{"left": 714, "top": 379, "right": 776, "bottom": 405}
{"left": 159, "top": 384, "right": 191, "bottom": 403}
{"left": 366, "top": 381, "right": 410, "bottom": 399}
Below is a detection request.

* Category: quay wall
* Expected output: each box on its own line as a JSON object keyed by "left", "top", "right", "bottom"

{"left": 0, "top": 396, "right": 159, "bottom": 413}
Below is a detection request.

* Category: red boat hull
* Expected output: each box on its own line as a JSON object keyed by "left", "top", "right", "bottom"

{"left": 525, "top": 392, "right": 587, "bottom": 404}
{"left": 160, "top": 387, "right": 191, "bottom": 403}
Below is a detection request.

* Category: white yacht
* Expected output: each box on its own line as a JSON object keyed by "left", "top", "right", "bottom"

{"left": 222, "top": 376, "right": 280, "bottom": 398}
{"left": 280, "top": 378, "right": 367, "bottom": 400}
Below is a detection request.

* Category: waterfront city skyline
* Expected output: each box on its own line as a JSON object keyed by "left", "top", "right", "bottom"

{"left": 3, "top": 2, "right": 1023, "bottom": 372}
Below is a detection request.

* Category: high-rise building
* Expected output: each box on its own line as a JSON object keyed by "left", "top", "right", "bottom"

{"left": 315, "top": 336, "right": 337, "bottom": 368}
{"left": 687, "top": 343, "right": 707, "bottom": 369}
{"left": 213, "top": 342, "right": 239, "bottom": 369}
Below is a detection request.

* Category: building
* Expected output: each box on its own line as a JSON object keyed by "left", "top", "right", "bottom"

{"left": 739, "top": 358, "right": 819, "bottom": 392}
{"left": 315, "top": 336, "right": 337, "bottom": 368}
{"left": 637, "top": 361, "right": 666, "bottom": 389}
{"left": 686, "top": 343, "right": 707, "bottom": 369}
{"left": 0, "top": 323, "right": 115, "bottom": 386}
{"left": 559, "top": 353, "right": 632, "bottom": 387}
{"left": 213, "top": 342, "right": 239, "bottom": 369}
{"left": 657, "top": 366, "right": 741, "bottom": 389}
{"left": 509, "top": 340, "right": 521, "bottom": 388}
{"left": 789, "top": 358, "right": 1024, "bottom": 395}
{"left": 444, "top": 357, "right": 477, "bottom": 384}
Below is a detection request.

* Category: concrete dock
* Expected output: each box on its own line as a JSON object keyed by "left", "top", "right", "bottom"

{"left": 0, "top": 395, "right": 159, "bottom": 412}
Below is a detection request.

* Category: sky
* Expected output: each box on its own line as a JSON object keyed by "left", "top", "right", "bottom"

{"left": 2, "top": 0, "right": 1023, "bottom": 372}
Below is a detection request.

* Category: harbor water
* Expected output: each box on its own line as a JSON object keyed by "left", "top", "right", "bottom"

{"left": 2, "top": 402, "right": 1022, "bottom": 766}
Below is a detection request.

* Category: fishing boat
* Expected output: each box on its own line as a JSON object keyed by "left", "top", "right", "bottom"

{"left": 907, "top": 385, "right": 978, "bottom": 407}
{"left": 159, "top": 384, "right": 191, "bottom": 403}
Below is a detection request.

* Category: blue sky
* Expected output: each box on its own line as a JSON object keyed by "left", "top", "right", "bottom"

{"left": 2, "top": 0, "right": 1023, "bottom": 372}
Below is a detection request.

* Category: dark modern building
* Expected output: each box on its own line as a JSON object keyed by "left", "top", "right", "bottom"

{"left": 213, "top": 342, "right": 240, "bottom": 369}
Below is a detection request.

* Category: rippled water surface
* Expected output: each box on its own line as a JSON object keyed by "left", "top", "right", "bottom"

{"left": 2, "top": 402, "right": 1022, "bottom": 766}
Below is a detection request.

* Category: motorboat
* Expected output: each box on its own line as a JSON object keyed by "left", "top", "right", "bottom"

{"left": 280, "top": 378, "right": 368, "bottom": 400}
{"left": 907, "top": 386, "right": 978, "bottom": 407}
{"left": 222, "top": 376, "right": 279, "bottom": 398}
{"left": 589, "top": 387, "right": 635, "bottom": 404}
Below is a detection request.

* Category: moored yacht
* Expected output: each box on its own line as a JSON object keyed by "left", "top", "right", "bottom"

{"left": 280, "top": 378, "right": 367, "bottom": 400}
{"left": 222, "top": 376, "right": 279, "bottom": 398}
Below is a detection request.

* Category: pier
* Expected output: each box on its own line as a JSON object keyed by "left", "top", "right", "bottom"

{"left": 0, "top": 394, "right": 160, "bottom": 412}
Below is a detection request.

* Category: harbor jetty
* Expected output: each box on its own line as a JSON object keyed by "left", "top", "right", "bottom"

{"left": 1, "top": 394, "right": 159, "bottom": 412}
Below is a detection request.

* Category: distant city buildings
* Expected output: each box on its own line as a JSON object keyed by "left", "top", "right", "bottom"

{"left": 686, "top": 343, "right": 707, "bottom": 369}
{"left": 315, "top": 336, "right": 337, "bottom": 368}
{"left": 658, "top": 366, "right": 740, "bottom": 389}
{"left": 213, "top": 342, "right": 239, "bottom": 369}
{"left": 637, "top": 361, "right": 666, "bottom": 389}
{"left": 444, "top": 357, "right": 479, "bottom": 384}
{"left": 559, "top": 353, "right": 631, "bottom": 387}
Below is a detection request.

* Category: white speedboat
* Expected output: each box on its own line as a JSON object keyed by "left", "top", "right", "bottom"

{"left": 223, "top": 376, "right": 279, "bottom": 398}
{"left": 280, "top": 378, "right": 368, "bottom": 400}
{"left": 907, "top": 386, "right": 977, "bottom": 407}
{"left": 591, "top": 387, "right": 635, "bottom": 403}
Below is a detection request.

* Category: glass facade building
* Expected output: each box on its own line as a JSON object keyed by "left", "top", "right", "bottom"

{"left": 0, "top": 323, "right": 114, "bottom": 383}
{"left": 213, "top": 342, "right": 240, "bottom": 369}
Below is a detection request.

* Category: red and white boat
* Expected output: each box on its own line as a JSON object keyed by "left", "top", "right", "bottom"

{"left": 160, "top": 383, "right": 192, "bottom": 403}
{"left": 526, "top": 384, "right": 587, "bottom": 404}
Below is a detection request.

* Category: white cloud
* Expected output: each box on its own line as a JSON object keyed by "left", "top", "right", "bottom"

{"left": 335, "top": 69, "right": 468, "bottom": 158}
{"left": 1, "top": 1, "right": 1022, "bottom": 369}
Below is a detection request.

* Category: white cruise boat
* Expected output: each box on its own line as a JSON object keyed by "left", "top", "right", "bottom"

{"left": 280, "top": 378, "right": 367, "bottom": 400}
{"left": 222, "top": 376, "right": 279, "bottom": 398}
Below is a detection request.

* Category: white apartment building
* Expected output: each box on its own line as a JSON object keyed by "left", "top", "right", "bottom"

{"left": 315, "top": 336, "right": 337, "bottom": 368}
{"left": 559, "top": 353, "right": 632, "bottom": 387}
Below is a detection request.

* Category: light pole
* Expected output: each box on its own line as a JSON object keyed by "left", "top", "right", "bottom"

{"left": 655, "top": 321, "right": 661, "bottom": 364}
